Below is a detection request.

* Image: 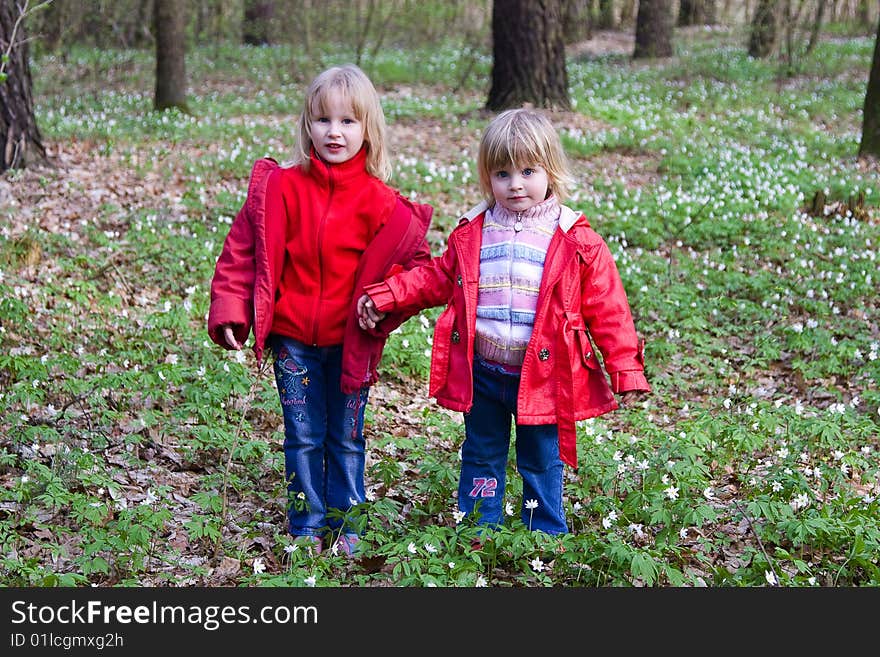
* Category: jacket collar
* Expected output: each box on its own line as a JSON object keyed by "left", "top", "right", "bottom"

{"left": 461, "top": 200, "right": 583, "bottom": 233}
{"left": 308, "top": 146, "right": 371, "bottom": 189}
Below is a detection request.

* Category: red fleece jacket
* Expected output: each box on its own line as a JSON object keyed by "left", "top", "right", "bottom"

{"left": 208, "top": 150, "right": 433, "bottom": 392}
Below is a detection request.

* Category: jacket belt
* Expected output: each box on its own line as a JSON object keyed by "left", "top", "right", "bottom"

{"left": 556, "top": 313, "right": 579, "bottom": 468}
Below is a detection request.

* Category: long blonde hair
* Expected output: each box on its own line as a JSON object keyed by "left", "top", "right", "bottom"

{"left": 293, "top": 64, "right": 391, "bottom": 181}
{"left": 477, "top": 108, "right": 574, "bottom": 203}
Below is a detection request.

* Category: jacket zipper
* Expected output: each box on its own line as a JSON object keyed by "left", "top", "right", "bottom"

{"left": 312, "top": 167, "right": 334, "bottom": 346}
{"left": 507, "top": 211, "right": 522, "bottom": 347}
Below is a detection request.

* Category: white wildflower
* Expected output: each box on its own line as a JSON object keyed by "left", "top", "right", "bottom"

{"left": 602, "top": 511, "right": 618, "bottom": 529}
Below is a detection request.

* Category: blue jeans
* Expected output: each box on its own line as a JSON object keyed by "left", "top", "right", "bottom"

{"left": 459, "top": 356, "right": 568, "bottom": 534}
{"left": 270, "top": 335, "right": 368, "bottom": 539}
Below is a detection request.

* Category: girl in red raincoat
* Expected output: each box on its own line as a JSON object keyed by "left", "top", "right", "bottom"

{"left": 358, "top": 108, "right": 649, "bottom": 535}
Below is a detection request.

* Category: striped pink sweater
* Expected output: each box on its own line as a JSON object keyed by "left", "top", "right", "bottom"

{"left": 475, "top": 196, "right": 560, "bottom": 366}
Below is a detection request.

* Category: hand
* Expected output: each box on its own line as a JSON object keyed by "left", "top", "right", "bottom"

{"left": 617, "top": 390, "right": 644, "bottom": 408}
{"left": 222, "top": 325, "right": 243, "bottom": 350}
{"left": 357, "top": 294, "right": 386, "bottom": 330}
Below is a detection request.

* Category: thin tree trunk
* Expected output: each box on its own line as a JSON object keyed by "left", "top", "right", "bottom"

{"left": 153, "top": 0, "right": 188, "bottom": 112}
{"left": 0, "top": 0, "right": 47, "bottom": 171}
{"left": 243, "top": 0, "right": 274, "bottom": 46}
{"left": 563, "top": 0, "right": 593, "bottom": 42}
{"left": 858, "top": 17, "right": 880, "bottom": 158}
{"left": 748, "top": 0, "right": 777, "bottom": 58}
{"left": 679, "top": 0, "right": 700, "bottom": 25}
{"left": 619, "top": 0, "right": 636, "bottom": 25}
{"left": 805, "top": 0, "right": 826, "bottom": 54}
{"left": 633, "top": 0, "right": 674, "bottom": 59}
{"left": 598, "top": 0, "right": 616, "bottom": 29}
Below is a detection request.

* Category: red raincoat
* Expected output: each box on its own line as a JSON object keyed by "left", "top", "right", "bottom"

{"left": 364, "top": 202, "right": 649, "bottom": 467}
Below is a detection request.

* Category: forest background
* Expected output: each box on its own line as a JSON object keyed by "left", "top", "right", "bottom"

{"left": 0, "top": 0, "right": 878, "bottom": 588}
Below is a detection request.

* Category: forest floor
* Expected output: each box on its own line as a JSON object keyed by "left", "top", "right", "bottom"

{"left": 3, "top": 27, "right": 879, "bottom": 587}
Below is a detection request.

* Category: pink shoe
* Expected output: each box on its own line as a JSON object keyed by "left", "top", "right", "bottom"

{"left": 294, "top": 535, "right": 323, "bottom": 555}
{"left": 333, "top": 534, "right": 360, "bottom": 557}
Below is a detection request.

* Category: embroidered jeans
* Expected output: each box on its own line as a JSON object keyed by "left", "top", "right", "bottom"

{"left": 270, "top": 335, "right": 368, "bottom": 539}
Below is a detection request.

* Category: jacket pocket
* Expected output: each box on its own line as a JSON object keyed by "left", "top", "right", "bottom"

{"left": 430, "top": 305, "right": 455, "bottom": 388}
{"left": 565, "top": 311, "right": 600, "bottom": 370}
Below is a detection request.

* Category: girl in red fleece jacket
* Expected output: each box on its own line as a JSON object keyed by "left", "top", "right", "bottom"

{"left": 208, "top": 65, "right": 432, "bottom": 556}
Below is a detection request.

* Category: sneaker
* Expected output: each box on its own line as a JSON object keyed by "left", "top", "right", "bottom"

{"left": 333, "top": 534, "right": 360, "bottom": 558}
{"left": 294, "top": 535, "right": 323, "bottom": 555}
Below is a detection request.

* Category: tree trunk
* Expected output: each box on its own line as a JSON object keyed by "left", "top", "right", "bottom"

{"left": 153, "top": 0, "right": 188, "bottom": 112}
{"left": 598, "top": 0, "right": 616, "bottom": 29}
{"left": 858, "top": 17, "right": 880, "bottom": 158}
{"left": 0, "top": 1, "right": 47, "bottom": 172}
{"left": 678, "top": 0, "right": 699, "bottom": 25}
{"left": 133, "top": 0, "right": 154, "bottom": 48}
{"left": 619, "top": 0, "right": 636, "bottom": 26}
{"left": 563, "top": 0, "right": 593, "bottom": 43}
{"left": 805, "top": 0, "right": 827, "bottom": 55}
{"left": 678, "top": 0, "right": 718, "bottom": 25}
{"left": 487, "top": 0, "right": 570, "bottom": 111}
{"left": 41, "top": 0, "right": 69, "bottom": 51}
{"left": 705, "top": 0, "right": 718, "bottom": 24}
{"left": 748, "top": 0, "right": 777, "bottom": 58}
{"left": 243, "top": 0, "right": 274, "bottom": 46}
{"left": 857, "top": 1, "right": 870, "bottom": 28}
{"left": 633, "top": 0, "right": 674, "bottom": 59}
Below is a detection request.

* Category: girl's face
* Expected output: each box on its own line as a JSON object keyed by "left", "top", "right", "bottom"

{"left": 309, "top": 89, "right": 365, "bottom": 165}
{"left": 490, "top": 163, "right": 550, "bottom": 213}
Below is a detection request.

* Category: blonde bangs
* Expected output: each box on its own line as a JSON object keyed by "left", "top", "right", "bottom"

{"left": 478, "top": 109, "right": 573, "bottom": 202}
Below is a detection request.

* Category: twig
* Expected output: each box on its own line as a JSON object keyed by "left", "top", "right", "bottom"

{"left": 212, "top": 357, "right": 272, "bottom": 562}
{"left": 732, "top": 498, "right": 780, "bottom": 586}
{"left": 0, "top": 0, "right": 54, "bottom": 80}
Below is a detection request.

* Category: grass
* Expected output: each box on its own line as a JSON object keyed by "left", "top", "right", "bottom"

{"left": 1, "top": 30, "right": 878, "bottom": 587}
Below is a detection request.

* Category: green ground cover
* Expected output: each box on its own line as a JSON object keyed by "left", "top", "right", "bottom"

{"left": 1, "top": 30, "right": 878, "bottom": 586}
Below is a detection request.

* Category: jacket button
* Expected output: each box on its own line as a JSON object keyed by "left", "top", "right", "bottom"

{"left": 451, "top": 330, "right": 460, "bottom": 344}
{"left": 538, "top": 348, "right": 550, "bottom": 361}
{"left": 456, "top": 275, "right": 462, "bottom": 286}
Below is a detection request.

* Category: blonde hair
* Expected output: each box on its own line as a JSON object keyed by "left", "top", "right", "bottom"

{"left": 293, "top": 64, "right": 391, "bottom": 181}
{"left": 477, "top": 108, "right": 574, "bottom": 203}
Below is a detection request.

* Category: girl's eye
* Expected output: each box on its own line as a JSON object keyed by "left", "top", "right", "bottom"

{"left": 523, "top": 168, "right": 535, "bottom": 176}
{"left": 316, "top": 117, "right": 329, "bottom": 123}
{"left": 342, "top": 118, "right": 356, "bottom": 125}
{"left": 495, "top": 170, "right": 509, "bottom": 178}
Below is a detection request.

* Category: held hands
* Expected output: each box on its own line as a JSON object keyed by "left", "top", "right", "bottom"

{"left": 357, "top": 294, "right": 386, "bottom": 330}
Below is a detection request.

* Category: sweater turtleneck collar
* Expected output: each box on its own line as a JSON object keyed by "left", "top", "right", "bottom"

{"left": 308, "top": 145, "right": 371, "bottom": 189}
{"left": 487, "top": 195, "right": 561, "bottom": 232}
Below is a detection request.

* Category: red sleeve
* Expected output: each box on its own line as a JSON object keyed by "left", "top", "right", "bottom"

{"left": 364, "top": 239, "right": 457, "bottom": 316}
{"left": 207, "top": 201, "right": 256, "bottom": 349}
{"left": 579, "top": 238, "right": 650, "bottom": 393}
